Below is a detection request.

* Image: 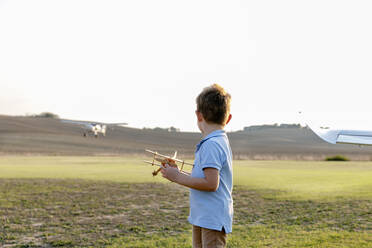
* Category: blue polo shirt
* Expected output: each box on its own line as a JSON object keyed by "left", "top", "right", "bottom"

{"left": 188, "top": 130, "right": 233, "bottom": 233}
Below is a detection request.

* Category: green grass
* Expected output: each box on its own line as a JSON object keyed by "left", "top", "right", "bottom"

{"left": 1, "top": 157, "right": 372, "bottom": 200}
{"left": 0, "top": 156, "right": 371, "bottom": 247}
{"left": 0, "top": 156, "right": 156, "bottom": 183}
{"left": 233, "top": 160, "right": 372, "bottom": 200}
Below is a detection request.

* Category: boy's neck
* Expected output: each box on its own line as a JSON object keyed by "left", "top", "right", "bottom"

{"left": 201, "top": 123, "right": 224, "bottom": 139}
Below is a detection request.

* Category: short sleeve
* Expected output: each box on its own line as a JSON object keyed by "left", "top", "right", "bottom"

{"left": 199, "top": 141, "right": 223, "bottom": 171}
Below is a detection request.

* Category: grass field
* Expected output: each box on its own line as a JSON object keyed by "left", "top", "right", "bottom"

{"left": 0, "top": 156, "right": 371, "bottom": 247}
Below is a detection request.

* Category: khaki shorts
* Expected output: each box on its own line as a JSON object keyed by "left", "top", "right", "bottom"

{"left": 192, "top": 225, "right": 227, "bottom": 248}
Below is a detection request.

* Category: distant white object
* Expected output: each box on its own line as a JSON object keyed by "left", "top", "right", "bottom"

{"left": 309, "top": 125, "right": 372, "bottom": 146}
{"left": 62, "top": 119, "right": 127, "bottom": 138}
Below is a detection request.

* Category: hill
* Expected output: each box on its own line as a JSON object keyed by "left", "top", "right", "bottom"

{"left": 1, "top": 115, "right": 372, "bottom": 160}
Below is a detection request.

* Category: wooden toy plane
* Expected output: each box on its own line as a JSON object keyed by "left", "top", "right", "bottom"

{"left": 144, "top": 149, "right": 193, "bottom": 176}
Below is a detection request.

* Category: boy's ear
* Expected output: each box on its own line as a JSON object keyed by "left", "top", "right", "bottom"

{"left": 225, "top": 114, "right": 232, "bottom": 125}
{"left": 196, "top": 111, "right": 203, "bottom": 122}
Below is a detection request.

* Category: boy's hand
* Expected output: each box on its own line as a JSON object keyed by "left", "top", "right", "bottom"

{"left": 160, "top": 163, "right": 180, "bottom": 182}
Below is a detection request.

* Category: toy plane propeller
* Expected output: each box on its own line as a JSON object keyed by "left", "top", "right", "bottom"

{"left": 144, "top": 149, "right": 193, "bottom": 176}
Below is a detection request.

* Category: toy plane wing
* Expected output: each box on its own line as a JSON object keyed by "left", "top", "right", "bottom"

{"left": 309, "top": 126, "right": 372, "bottom": 146}
{"left": 145, "top": 149, "right": 193, "bottom": 166}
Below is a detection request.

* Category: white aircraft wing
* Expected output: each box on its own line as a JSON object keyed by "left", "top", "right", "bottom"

{"left": 309, "top": 126, "right": 372, "bottom": 146}
{"left": 61, "top": 119, "right": 91, "bottom": 126}
{"left": 61, "top": 119, "right": 127, "bottom": 126}
{"left": 104, "top": 122, "right": 128, "bottom": 126}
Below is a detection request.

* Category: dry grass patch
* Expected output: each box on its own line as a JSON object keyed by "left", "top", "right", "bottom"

{"left": 0, "top": 179, "right": 371, "bottom": 247}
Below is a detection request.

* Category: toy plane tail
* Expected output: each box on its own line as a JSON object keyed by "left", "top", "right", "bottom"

{"left": 172, "top": 151, "right": 177, "bottom": 159}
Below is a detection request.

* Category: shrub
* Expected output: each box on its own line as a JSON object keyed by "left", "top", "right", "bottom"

{"left": 32, "top": 112, "right": 59, "bottom": 119}
{"left": 325, "top": 155, "right": 350, "bottom": 161}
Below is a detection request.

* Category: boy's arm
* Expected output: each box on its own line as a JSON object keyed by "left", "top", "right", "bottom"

{"left": 161, "top": 164, "right": 219, "bottom": 192}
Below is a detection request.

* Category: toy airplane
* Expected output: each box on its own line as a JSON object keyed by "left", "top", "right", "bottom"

{"left": 61, "top": 119, "right": 127, "bottom": 138}
{"left": 144, "top": 149, "right": 193, "bottom": 176}
{"left": 308, "top": 125, "right": 372, "bottom": 146}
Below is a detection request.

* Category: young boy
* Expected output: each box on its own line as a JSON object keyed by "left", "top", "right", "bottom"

{"left": 161, "top": 84, "right": 233, "bottom": 248}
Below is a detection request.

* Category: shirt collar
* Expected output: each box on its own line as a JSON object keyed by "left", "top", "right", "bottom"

{"left": 196, "top": 130, "right": 226, "bottom": 151}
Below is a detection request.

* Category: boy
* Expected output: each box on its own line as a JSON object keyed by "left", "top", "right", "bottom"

{"left": 161, "top": 84, "right": 233, "bottom": 248}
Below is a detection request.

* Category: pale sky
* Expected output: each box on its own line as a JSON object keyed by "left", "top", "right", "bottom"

{"left": 1, "top": 0, "right": 372, "bottom": 132}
